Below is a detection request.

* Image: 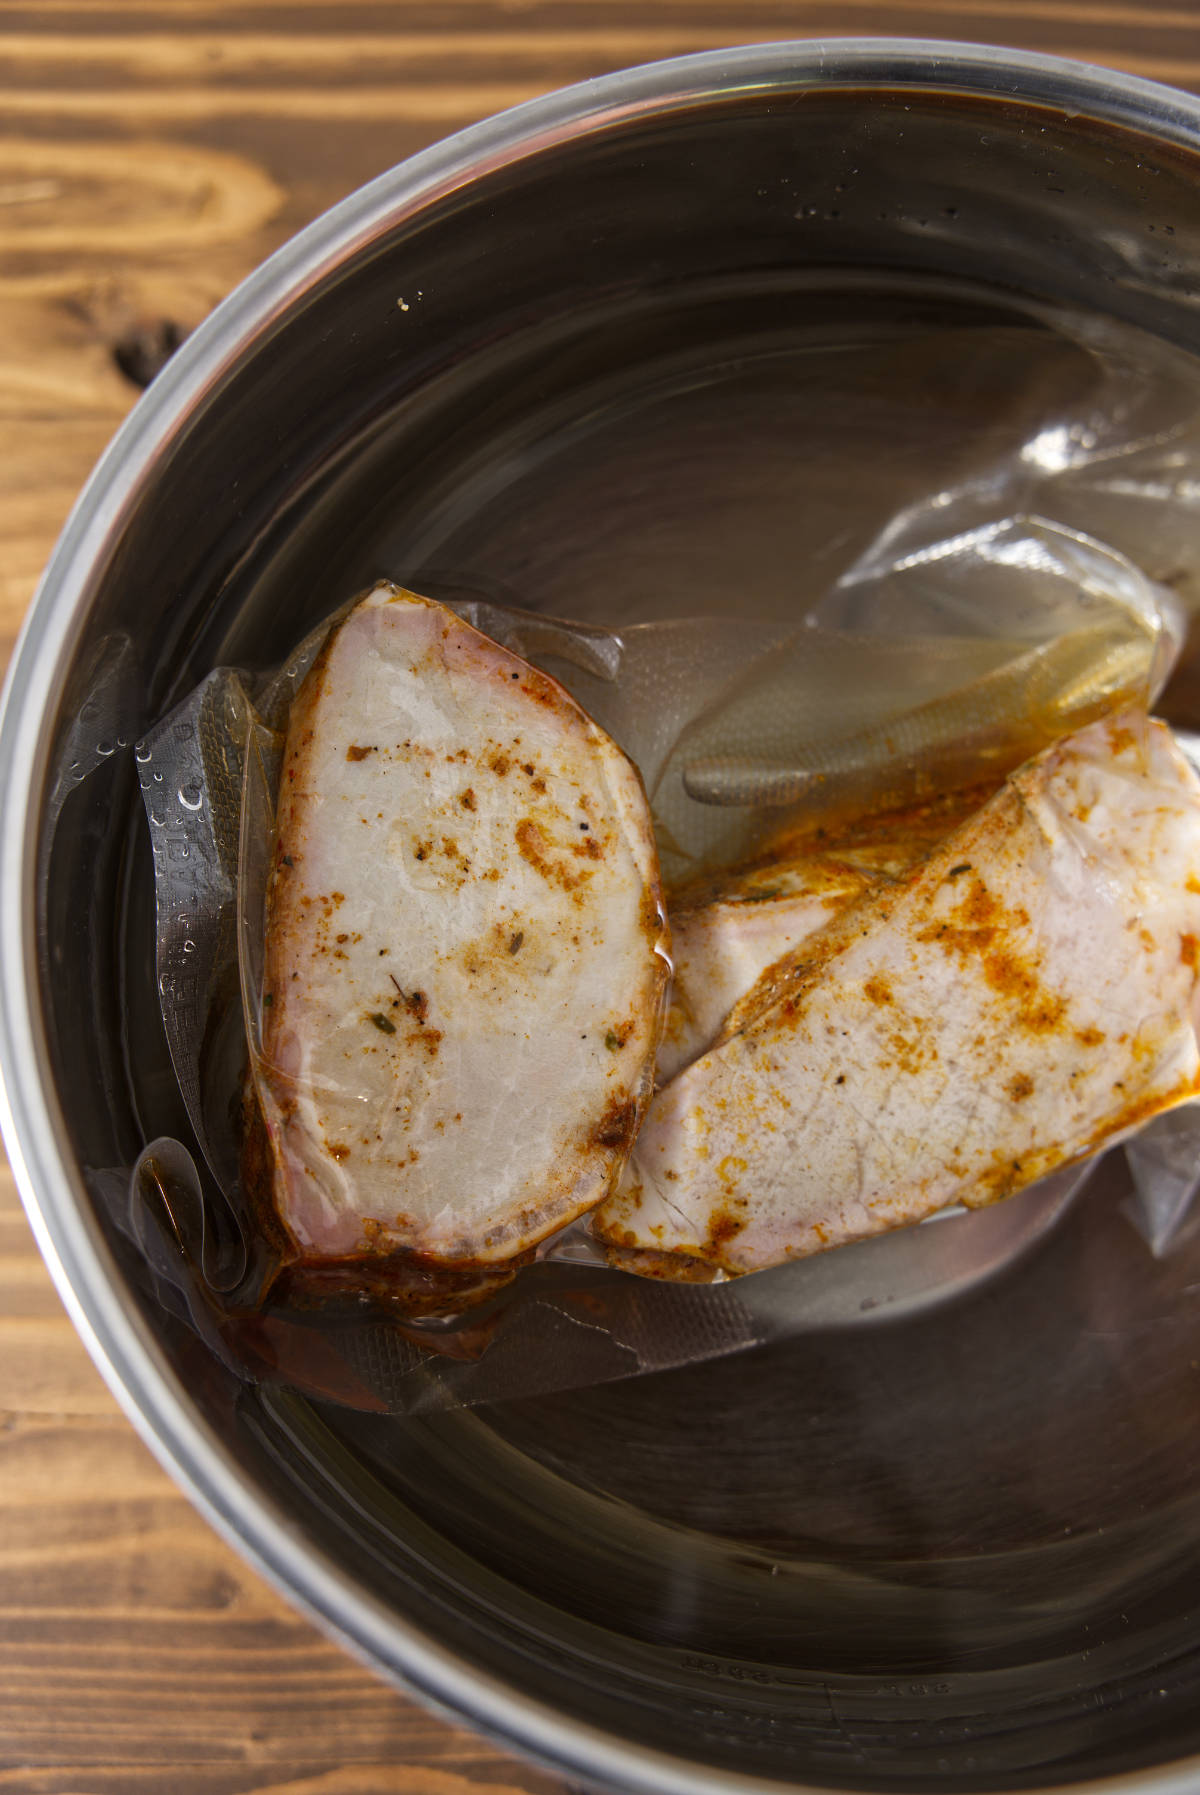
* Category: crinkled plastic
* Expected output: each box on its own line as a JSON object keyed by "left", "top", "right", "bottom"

{"left": 119, "top": 303, "right": 1200, "bottom": 1414}
{"left": 1124, "top": 1109, "right": 1200, "bottom": 1259}
{"left": 86, "top": 1143, "right": 1090, "bottom": 1415}
{"left": 126, "top": 553, "right": 1184, "bottom": 1409}
{"left": 805, "top": 303, "right": 1200, "bottom": 626}
{"left": 461, "top": 518, "right": 1177, "bottom": 884}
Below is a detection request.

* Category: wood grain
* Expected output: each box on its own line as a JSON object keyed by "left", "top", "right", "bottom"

{"left": 1, "top": 4, "right": 1198, "bottom": 1792}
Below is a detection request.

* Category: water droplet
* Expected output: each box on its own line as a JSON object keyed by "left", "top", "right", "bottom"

{"left": 152, "top": 770, "right": 163, "bottom": 783}
{"left": 96, "top": 740, "right": 114, "bottom": 757}
{"left": 135, "top": 744, "right": 152, "bottom": 763}
{"left": 183, "top": 939, "right": 195, "bottom": 953}
{"left": 178, "top": 782, "right": 203, "bottom": 811}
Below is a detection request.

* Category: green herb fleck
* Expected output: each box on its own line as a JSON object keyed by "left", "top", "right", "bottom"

{"left": 369, "top": 1012, "right": 396, "bottom": 1034}
{"left": 604, "top": 1031, "right": 620, "bottom": 1051}
{"left": 262, "top": 992, "right": 273, "bottom": 1006}
{"left": 948, "top": 863, "right": 972, "bottom": 879}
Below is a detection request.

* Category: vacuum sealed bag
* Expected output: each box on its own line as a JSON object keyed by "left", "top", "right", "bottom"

{"left": 114, "top": 306, "right": 1200, "bottom": 1412}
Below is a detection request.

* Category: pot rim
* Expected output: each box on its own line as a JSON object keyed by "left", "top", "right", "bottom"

{"left": 6, "top": 37, "right": 1200, "bottom": 1795}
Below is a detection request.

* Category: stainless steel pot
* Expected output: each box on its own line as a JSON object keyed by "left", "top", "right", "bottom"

{"left": 8, "top": 39, "right": 1200, "bottom": 1793}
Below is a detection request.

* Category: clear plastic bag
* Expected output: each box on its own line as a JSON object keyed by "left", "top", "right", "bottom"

{"left": 122, "top": 302, "right": 1200, "bottom": 1414}
{"left": 127, "top": 556, "right": 1186, "bottom": 1411}
{"left": 478, "top": 517, "right": 1177, "bottom": 884}
{"left": 1124, "top": 1110, "right": 1200, "bottom": 1259}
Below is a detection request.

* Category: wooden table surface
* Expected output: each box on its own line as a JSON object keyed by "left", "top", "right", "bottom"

{"left": 3, "top": 4, "right": 1200, "bottom": 1792}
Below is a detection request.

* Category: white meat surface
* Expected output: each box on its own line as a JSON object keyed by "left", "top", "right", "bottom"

{"left": 595, "top": 712, "right": 1200, "bottom": 1272}
{"left": 656, "top": 806, "right": 986, "bottom": 1082}
{"left": 659, "top": 859, "right": 878, "bottom": 1082}
{"left": 256, "top": 585, "right": 668, "bottom": 1266}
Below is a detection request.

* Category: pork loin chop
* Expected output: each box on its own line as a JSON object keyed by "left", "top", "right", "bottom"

{"left": 254, "top": 585, "right": 668, "bottom": 1270}
{"left": 595, "top": 712, "right": 1200, "bottom": 1273}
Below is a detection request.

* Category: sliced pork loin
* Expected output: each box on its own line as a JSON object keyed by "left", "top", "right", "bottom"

{"left": 254, "top": 584, "right": 668, "bottom": 1272}
{"left": 658, "top": 859, "right": 877, "bottom": 1083}
{"left": 595, "top": 712, "right": 1200, "bottom": 1274}
{"left": 657, "top": 786, "right": 998, "bottom": 1082}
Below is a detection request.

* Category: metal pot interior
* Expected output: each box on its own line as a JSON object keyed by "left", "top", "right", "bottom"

{"left": 27, "top": 50, "right": 1200, "bottom": 1792}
